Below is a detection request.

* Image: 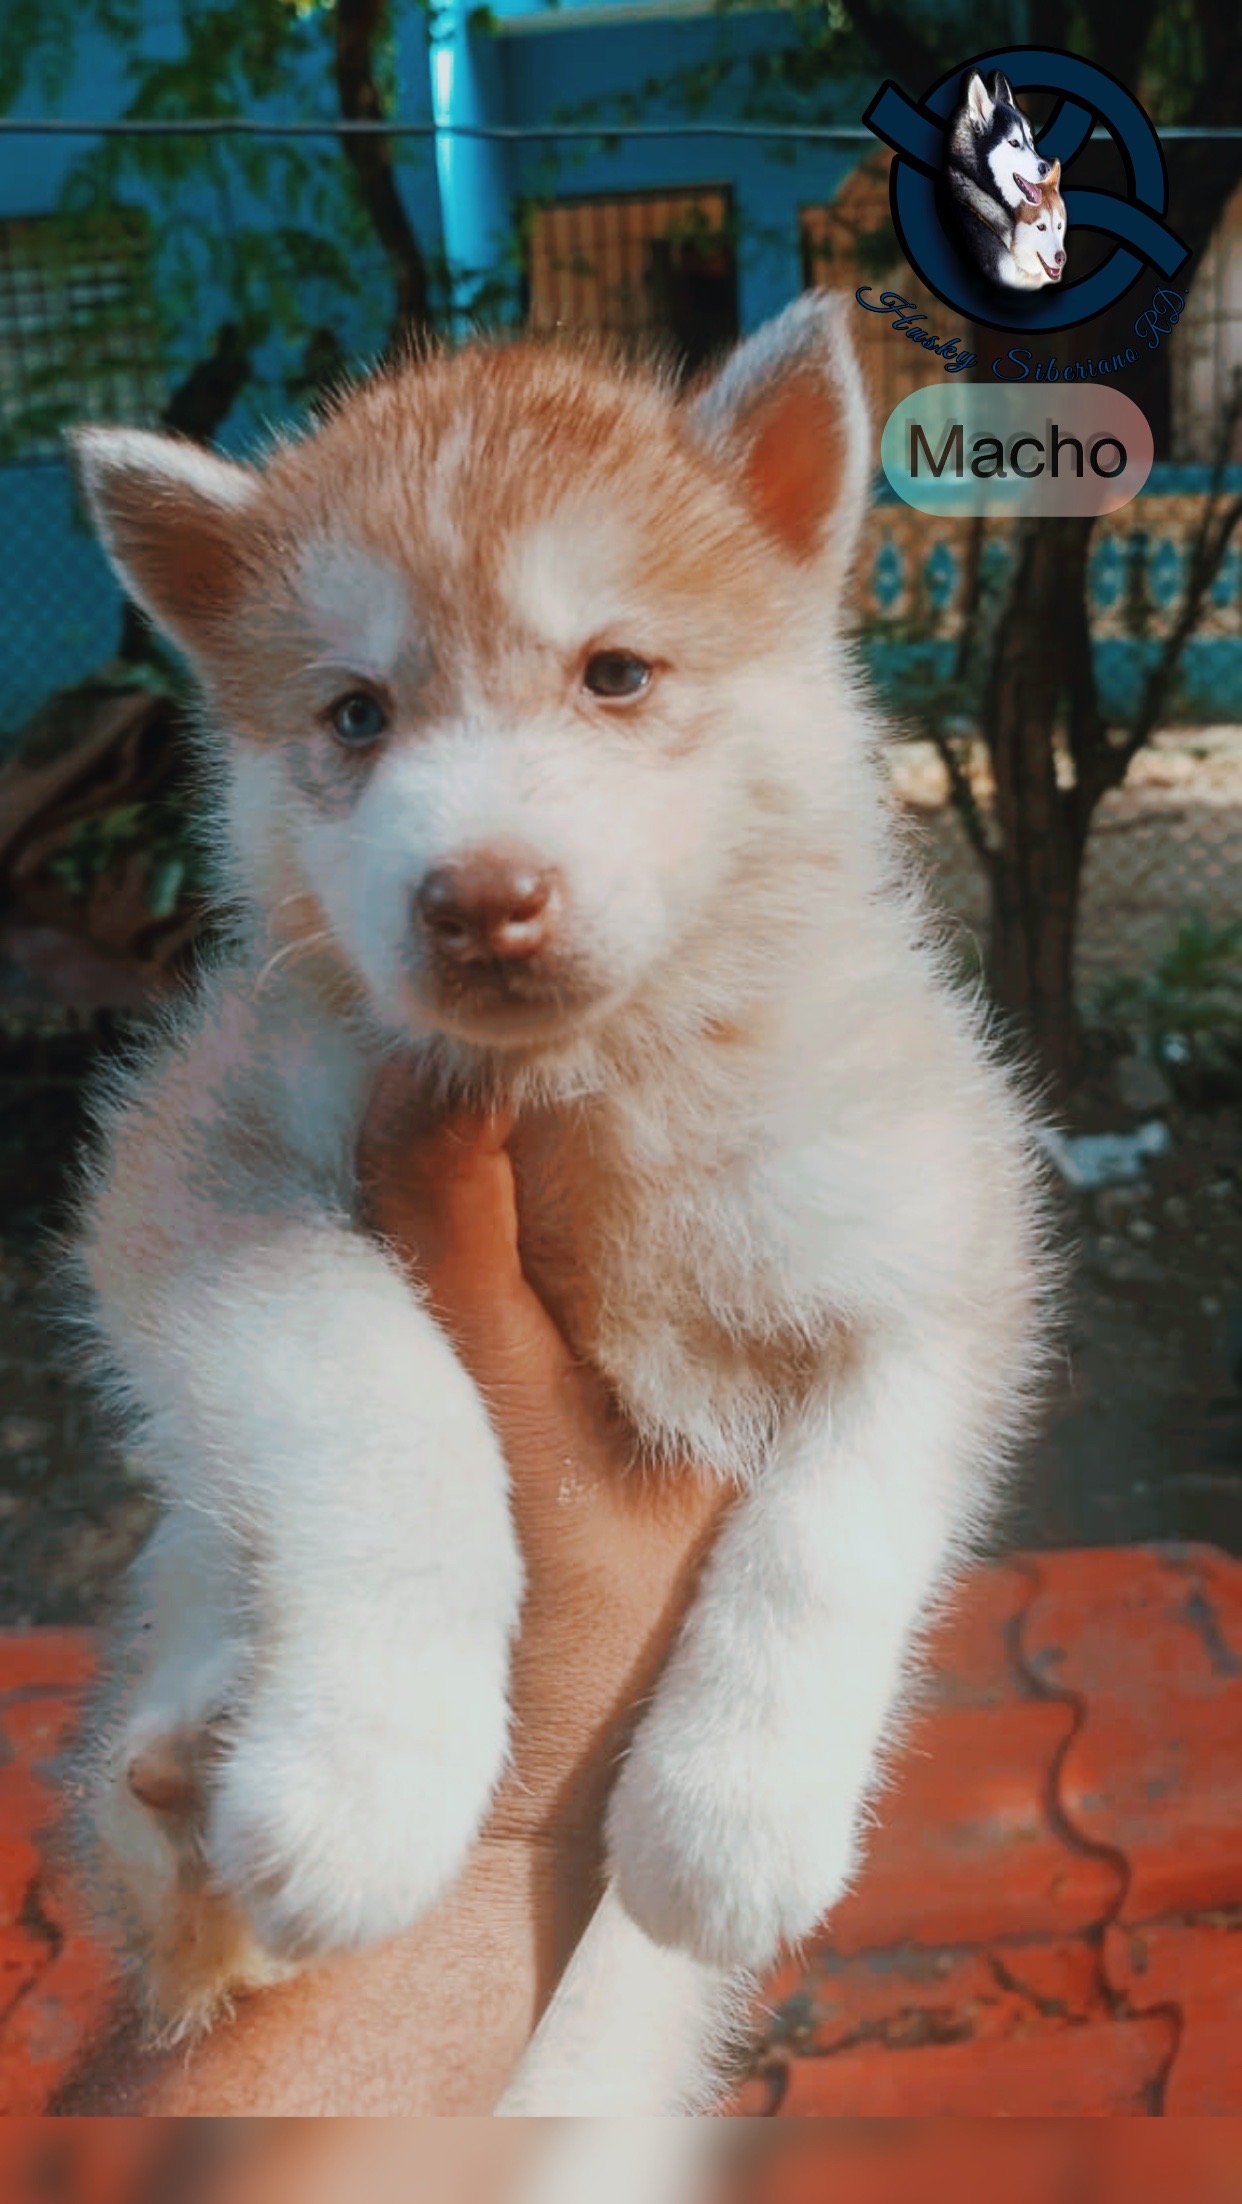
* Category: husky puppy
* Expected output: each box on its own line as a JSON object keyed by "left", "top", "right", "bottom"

{"left": 947, "top": 70, "right": 1052, "bottom": 287}
{"left": 1002, "top": 162, "right": 1069, "bottom": 289}
{"left": 68, "top": 296, "right": 1049, "bottom": 2108}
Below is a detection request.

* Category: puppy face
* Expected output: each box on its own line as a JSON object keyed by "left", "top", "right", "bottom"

{"left": 74, "top": 301, "right": 869, "bottom": 1058}
{"left": 1012, "top": 163, "right": 1068, "bottom": 284}
{"left": 966, "top": 71, "right": 1049, "bottom": 211}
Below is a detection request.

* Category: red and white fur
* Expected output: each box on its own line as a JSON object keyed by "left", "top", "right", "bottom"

{"left": 1002, "top": 160, "right": 1068, "bottom": 289}
{"left": 67, "top": 295, "right": 1049, "bottom": 2110}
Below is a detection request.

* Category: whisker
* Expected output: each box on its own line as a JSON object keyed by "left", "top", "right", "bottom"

{"left": 345, "top": 825, "right": 403, "bottom": 857}
{"left": 254, "top": 930, "right": 334, "bottom": 996}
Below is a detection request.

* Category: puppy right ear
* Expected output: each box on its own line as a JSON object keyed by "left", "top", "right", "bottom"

{"left": 966, "top": 72, "right": 994, "bottom": 128}
{"left": 991, "top": 71, "right": 1015, "bottom": 107}
{"left": 684, "top": 291, "right": 870, "bottom": 600}
{"left": 69, "top": 427, "right": 261, "bottom": 662}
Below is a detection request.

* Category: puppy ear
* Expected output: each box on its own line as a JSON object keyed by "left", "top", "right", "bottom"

{"left": 69, "top": 427, "right": 261, "bottom": 663}
{"left": 991, "top": 71, "right": 1015, "bottom": 107}
{"left": 1045, "top": 159, "right": 1062, "bottom": 187}
{"left": 966, "top": 72, "right": 994, "bottom": 127}
{"left": 683, "top": 292, "right": 870, "bottom": 598}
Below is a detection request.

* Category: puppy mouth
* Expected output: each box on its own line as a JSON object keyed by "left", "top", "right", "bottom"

{"left": 1015, "top": 173, "right": 1043, "bottom": 204}
{"left": 1037, "top": 252, "right": 1063, "bottom": 280}
{"left": 413, "top": 958, "right": 602, "bottom": 1048}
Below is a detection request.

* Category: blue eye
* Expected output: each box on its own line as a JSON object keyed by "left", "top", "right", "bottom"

{"left": 583, "top": 650, "right": 652, "bottom": 701}
{"left": 330, "top": 691, "right": 388, "bottom": 748}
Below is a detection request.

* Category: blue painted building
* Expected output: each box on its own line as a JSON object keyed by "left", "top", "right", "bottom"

{"left": 0, "top": 0, "right": 1238, "bottom": 737}
{"left": 0, "top": 0, "right": 873, "bottom": 735}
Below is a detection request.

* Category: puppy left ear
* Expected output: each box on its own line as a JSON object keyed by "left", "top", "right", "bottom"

{"left": 683, "top": 292, "right": 870, "bottom": 598}
{"left": 1045, "top": 159, "right": 1062, "bottom": 187}
{"left": 991, "top": 71, "right": 1015, "bottom": 106}
{"left": 70, "top": 426, "right": 261, "bottom": 665}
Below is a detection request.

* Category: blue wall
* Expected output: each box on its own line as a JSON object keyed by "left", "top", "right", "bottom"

{"left": 2, "top": 0, "right": 1238, "bottom": 743}
{"left": 861, "top": 635, "right": 1242, "bottom": 727}
{"left": 0, "top": 0, "right": 863, "bottom": 735}
{"left": 495, "top": 9, "right": 855, "bottom": 326}
{"left": 0, "top": 463, "right": 127, "bottom": 729}
{"left": 0, "top": 1, "right": 445, "bottom": 729}
{"left": 0, "top": 3, "right": 446, "bottom": 449}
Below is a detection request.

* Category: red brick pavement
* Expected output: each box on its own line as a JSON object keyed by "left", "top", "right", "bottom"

{"left": 0, "top": 1545, "right": 1238, "bottom": 2125}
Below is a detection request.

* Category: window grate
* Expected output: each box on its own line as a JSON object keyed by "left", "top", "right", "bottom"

{"left": 0, "top": 210, "right": 166, "bottom": 460}
{"left": 802, "top": 153, "right": 974, "bottom": 423}
{"left": 525, "top": 187, "right": 738, "bottom": 376}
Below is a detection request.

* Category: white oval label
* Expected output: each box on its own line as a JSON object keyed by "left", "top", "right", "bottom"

{"left": 880, "top": 386, "right": 1153, "bottom": 517}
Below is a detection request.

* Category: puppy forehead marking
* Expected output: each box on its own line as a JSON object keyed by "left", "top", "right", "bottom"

{"left": 501, "top": 505, "right": 643, "bottom": 651}
{"left": 295, "top": 540, "right": 412, "bottom": 672}
{"left": 423, "top": 416, "right": 473, "bottom": 557}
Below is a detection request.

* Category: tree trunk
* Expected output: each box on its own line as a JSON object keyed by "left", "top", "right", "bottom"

{"left": 334, "top": 0, "right": 433, "bottom": 347}
{"left": 984, "top": 520, "right": 1095, "bottom": 1086}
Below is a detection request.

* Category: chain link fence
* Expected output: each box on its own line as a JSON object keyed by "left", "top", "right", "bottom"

{"left": 891, "top": 730, "right": 1242, "bottom": 1004}
{"left": 0, "top": 461, "right": 128, "bottom": 738}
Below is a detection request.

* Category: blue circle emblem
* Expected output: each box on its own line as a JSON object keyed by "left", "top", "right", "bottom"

{"left": 863, "top": 48, "right": 1189, "bottom": 333}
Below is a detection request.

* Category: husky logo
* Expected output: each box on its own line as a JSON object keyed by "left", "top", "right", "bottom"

{"left": 945, "top": 73, "right": 1068, "bottom": 292}
{"left": 1007, "top": 161, "right": 1068, "bottom": 291}
{"left": 864, "top": 48, "right": 1189, "bottom": 334}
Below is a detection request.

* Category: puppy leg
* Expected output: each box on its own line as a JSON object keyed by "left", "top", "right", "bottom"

{"left": 81, "top": 1506, "right": 285, "bottom": 2034}
{"left": 608, "top": 1328, "right": 1006, "bottom": 1971}
{"left": 496, "top": 1884, "right": 742, "bottom": 2115}
{"left": 98, "top": 1225, "right": 522, "bottom": 1988}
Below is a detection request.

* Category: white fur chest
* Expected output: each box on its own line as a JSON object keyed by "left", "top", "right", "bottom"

{"left": 507, "top": 1092, "right": 840, "bottom": 1479}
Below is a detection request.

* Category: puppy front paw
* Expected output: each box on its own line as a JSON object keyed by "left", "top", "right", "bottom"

{"left": 207, "top": 1650, "right": 511, "bottom": 1961}
{"left": 607, "top": 1725, "right": 861, "bottom": 1973}
{"left": 88, "top": 1713, "right": 290, "bottom": 2040}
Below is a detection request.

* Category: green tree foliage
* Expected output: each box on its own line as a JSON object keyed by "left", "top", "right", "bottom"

{"left": 0, "top": 0, "right": 434, "bottom": 453}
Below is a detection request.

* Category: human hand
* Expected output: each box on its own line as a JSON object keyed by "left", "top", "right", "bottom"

{"left": 356, "top": 1065, "right": 730, "bottom": 1889}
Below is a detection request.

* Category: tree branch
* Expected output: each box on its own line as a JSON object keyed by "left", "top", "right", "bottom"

{"left": 917, "top": 518, "right": 996, "bottom": 870}
{"left": 334, "top": 0, "right": 433, "bottom": 345}
{"left": 161, "top": 321, "right": 251, "bottom": 445}
{"left": 841, "top": 0, "right": 940, "bottom": 89}
{"left": 930, "top": 725, "right": 994, "bottom": 868}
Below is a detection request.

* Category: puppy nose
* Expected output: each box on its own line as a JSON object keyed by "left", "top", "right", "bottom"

{"left": 1055, "top": 249, "right": 1066, "bottom": 265}
{"left": 1038, "top": 159, "right": 1050, "bottom": 178}
{"left": 417, "top": 850, "right": 557, "bottom": 964}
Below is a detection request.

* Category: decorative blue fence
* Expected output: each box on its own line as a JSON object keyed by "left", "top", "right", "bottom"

{"left": 857, "top": 465, "right": 1242, "bottom": 724}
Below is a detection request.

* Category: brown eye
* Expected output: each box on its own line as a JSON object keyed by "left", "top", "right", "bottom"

{"left": 583, "top": 650, "right": 652, "bottom": 701}
{"left": 330, "top": 690, "right": 388, "bottom": 747}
